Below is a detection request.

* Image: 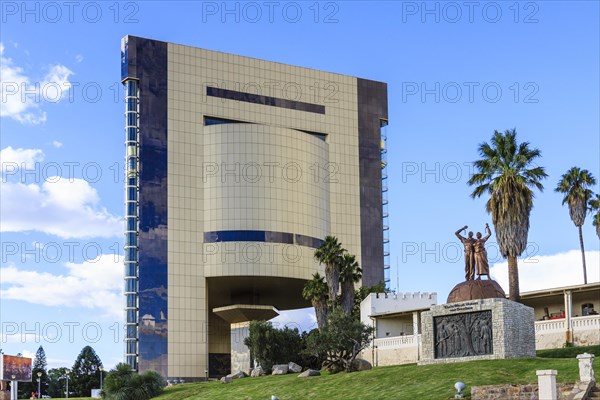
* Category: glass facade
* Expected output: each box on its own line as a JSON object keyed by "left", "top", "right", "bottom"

{"left": 123, "top": 79, "right": 139, "bottom": 370}
{"left": 122, "top": 37, "right": 169, "bottom": 377}
{"left": 381, "top": 120, "right": 390, "bottom": 287}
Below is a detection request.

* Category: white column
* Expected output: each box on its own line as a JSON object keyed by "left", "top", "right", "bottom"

{"left": 564, "top": 290, "right": 573, "bottom": 344}
{"left": 10, "top": 381, "right": 18, "bottom": 400}
{"left": 576, "top": 353, "right": 595, "bottom": 383}
{"left": 537, "top": 370, "right": 557, "bottom": 400}
{"left": 412, "top": 311, "right": 420, "bottom": 335}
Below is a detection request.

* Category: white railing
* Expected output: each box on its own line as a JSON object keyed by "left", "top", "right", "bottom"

{"left": 535, "top": 319, "right": 566, "bottom": 332}
{"left": 374, "top": 334, "right": 419, "bottom": 348}
{"left": 572, "top": 315, "right": 600, "bottom": 329}
{"left": 534, "top": 315, "right": 599, "bottom": 333}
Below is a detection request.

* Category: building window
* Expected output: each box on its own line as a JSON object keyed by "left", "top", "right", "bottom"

{"left": 206, "top": 86, "right": 326, "bottom": 114}
{"left": 582, "top": 303, "right": 596, "bottom": 316}
{"left": 203, "top": 230, "right": 323, "bottom": 248}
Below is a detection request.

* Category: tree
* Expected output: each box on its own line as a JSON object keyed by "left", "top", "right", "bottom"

{"left": 467, "top": 129, "right": 547, "bottom": 302}
{"left": 305, "top": 309, "right": 374, "bottom": 373}
{"left": 314, "top": 236, "right": 344, "bottom": 308}
{"left": 302, "top": 273, "right": 330, "bottom": 329}
{"left": 103, "top": 363, "right": 164, "bottom": 400}
{"left": 243, "top": 321, "right": 303, "bottom": 372}
{"left": 353, "top": 281, "right": 388, "bottom": 317}
{"left": 19, "top": 346, "right": 48, "bottom": 398}
{"left": 47, "top": 368, "right": 70, "bottom": 398}
{"left": 590, "top": 194, "right": 600, "bottom": 239}
{"left": 555, "top": 167, "right": 596, "bottom": 284}
{"left": 339, "top": 254, "right": 362, "bottom": 315}
{"left": 71, "top": 345, "right": 103, "bottom": 397}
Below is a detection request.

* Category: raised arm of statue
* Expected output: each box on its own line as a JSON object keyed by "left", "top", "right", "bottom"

{"left": 455, "top": 225, "right": 468, "bottom": 240}
{"left": 483, "top": 223, "right": 492, "bottom": 241}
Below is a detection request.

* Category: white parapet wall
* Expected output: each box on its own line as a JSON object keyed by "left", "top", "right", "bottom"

{"left": 360, "top": 292, "right": 438, "bottom": 328}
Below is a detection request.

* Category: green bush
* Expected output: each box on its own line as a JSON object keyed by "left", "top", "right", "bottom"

{"left": 103, "top": 363, "right": 164, "bottom": 400}
{"left": 244, "top": 321, "right": 305, "bottom": 372}
{"left": 304, "top": 309, "right": 373, "bottom": 373}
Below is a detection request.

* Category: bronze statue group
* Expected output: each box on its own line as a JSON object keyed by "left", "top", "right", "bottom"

{"left": 455, "top": 223, "right": 492, "bottom": 281}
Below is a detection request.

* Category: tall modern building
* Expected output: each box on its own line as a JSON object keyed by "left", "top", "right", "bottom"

{"left": 121, "top": 35, "right": 388, "bottom": 380}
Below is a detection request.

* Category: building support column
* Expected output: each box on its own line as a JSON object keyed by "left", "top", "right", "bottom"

{"left": 412, "top": 311, "right": 421, "bottom": 360}
{"left": 412, "top": 311, "right": 420, "bottom": 335}
{"left": 564, "top": 290, "right": 573, "bottom": 345}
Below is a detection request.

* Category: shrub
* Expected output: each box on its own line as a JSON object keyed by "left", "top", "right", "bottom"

{"left": 103, "top": 363, "right": 164, "bottom": 400}
{"left": 244, "top": 321, "right": 304, "bottom": 372}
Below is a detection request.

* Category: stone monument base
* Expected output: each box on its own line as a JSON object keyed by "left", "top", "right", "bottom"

{"left": 418, "top": 298, "right": 535, "bottom": 365}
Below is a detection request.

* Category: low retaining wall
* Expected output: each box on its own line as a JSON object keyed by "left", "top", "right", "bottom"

{"left": 471, "top": 383, "right": 574, "bottom": 400}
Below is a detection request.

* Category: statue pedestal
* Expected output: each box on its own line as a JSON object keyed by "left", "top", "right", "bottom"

{"left": 418, "top": 298, "right": 535, "bottom": 365}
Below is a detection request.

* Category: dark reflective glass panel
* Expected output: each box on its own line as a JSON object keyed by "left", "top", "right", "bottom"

{"left": 127, "top": 98, "right": 137, "bottom": 110}
{"left": 127, "top": 218, "right": 137, "bottom": 231}
{"left": 125, "top": 279, "right": 137, "bottom": 293}
{"left": 204, "top": 116, "right": 245, "bottom": 125}
{"left": 126, "top": 294, "right": 137, "bottom": 307}
{"left": 204, "top": 230, "right": 322, "bottom": 249}
{"left": 207, "top": 87, "right": 325, "bottom": 115}
{"left": 126, "top": 309, "right": 137, "bottom": 323}
{"left": 127, "top": 325, "right": 137, "bottom": 337}
{"left": 136, "top": 37, "right": 168, "bottom": 379}
{"left": 127, "top": 112, "right": 137, "bottom": 126}
{"left": 125, "top": 264, "right": 136, "bottom": 277}
{"left": 127, "top": 127, "right": 137, "bottom": 141}
{"left": 127, "top": 202, "right": 137, "bottom": 215}
{"left": 126, "top": 340, "right": 137, "bottom": 354}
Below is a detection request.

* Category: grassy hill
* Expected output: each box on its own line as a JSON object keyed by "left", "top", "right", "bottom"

{"left": 153, "top": 346, "right": 600, "bottom": 400}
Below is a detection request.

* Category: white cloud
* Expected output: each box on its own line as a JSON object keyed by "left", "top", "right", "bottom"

{"left": 490, "top": 250, "right": 600, "bottom": 294}
{"left": 75, "top": 54, "right": 84, "bottom": 63}
{"left": 52, "top": 140, "right": 63, "bottom": 148}
{"left": 0, "top": 177, "right": 122, "bottom": 239}
{"left": 270, "top": 307, "right": 317, "bottom": 332}
{"left": 21, "top": 350, "right": 35, "bottom": 359}
{"left": 0, "top": 43, "right": 73, "bottom": 124}
{"left": 0, "top": 146, "right": 44, "bottom": 173}
{"left": 0, "top": 254, "right": 123, "bottom": 319}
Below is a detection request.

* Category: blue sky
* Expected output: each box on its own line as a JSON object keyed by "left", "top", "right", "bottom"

{"left": 1, "top": 1, "right": 599, "bottom": 370}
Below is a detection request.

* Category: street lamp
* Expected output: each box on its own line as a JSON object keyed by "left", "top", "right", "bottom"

{"left": 99, "top": 366, "right": 103, "bottom": 390}
{"left": 204, "top": 369, "right": 208, "bottom": 381}
{"left": 64, "top": 371, "right": 70, "bottom": 400}
{"left": 10, "top": 375, "right": 16, "bottom": 400}
{"left": 37, "top": 372, "right": 42, "bottom": 399}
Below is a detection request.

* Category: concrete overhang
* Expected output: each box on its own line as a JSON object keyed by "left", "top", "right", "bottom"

{"left": 213, "top": 304, "right": 280, "bottom": 324}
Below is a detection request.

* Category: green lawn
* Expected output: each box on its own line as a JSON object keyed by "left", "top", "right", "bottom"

{"left": 536, "top": 344, "right": 599, "bottom": 358}
{"left": 153, "top": 356, "right": 584, "bottom": 400}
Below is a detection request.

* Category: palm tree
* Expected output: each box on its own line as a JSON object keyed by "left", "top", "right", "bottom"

{"left": 590, "top": 194, "right": 600, "bottom": 239}
{"left": 314, "top": 236, "right": 345, "bottom": 307}
{"left": 555, "top": 167, "right": 596, "bottom": 284}
{"left": 302, "top": 273, "right": 329, "bottom": 329}
{"left": 467, "top": 129, "right": 547, "bottom": 302}
{"left": 339, "top": 254, "right": 362, "bottom": 315}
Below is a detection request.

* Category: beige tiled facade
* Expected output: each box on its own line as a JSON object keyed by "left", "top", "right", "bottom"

{"left": 122, "top": 36, "right": 387, "bottom": 379}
